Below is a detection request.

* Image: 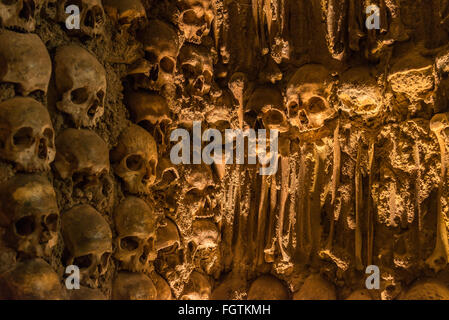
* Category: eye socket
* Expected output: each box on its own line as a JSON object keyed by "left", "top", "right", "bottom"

{"left": 182, "top": 9, "right": 200, "bottom": 25}
{"left": 1, "top": 0, "right": 18, "bottom": 5}
{"left": 160, "top": 57, "right": 175, "bottom": 74}
{"left": 44, "top": 213, "right": 59, "bottom": 232}
{"left": 71, "top": 87, "right": 89, "bottom": 104}
{"left": 13, "top": 127, "right": 34, "bottom": 148}
{"left": 120, "top": 236, "right": 140, "bottom": 251}
{"left": 73, "top": 254, "right": 93, "bottom": 269}
{"left": 43, "top": 128, "right": 54, "bottom": 141}
{"left": 307, "top": 97, "right": 327, "bottom": 113}
{"left": 288, "top": 101, "right": 300, "bottom": 117}
{"left": 15, "top": 216, "right": 35, "bottom": 236}
{"left": 125, "top": 154, "right": 144, "bottom": 171}
{"left": 264, "top": 109, "right": 285, "bottom": 125}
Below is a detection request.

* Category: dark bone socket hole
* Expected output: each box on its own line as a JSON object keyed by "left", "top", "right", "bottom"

{"left": 121, "top": 236, "right": 140, "bottom": 251}
{"left": 15, "top": 216, "right": 35, "bottom": 236}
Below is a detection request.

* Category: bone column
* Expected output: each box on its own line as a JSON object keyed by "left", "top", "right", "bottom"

{"left": 355, "top": 140, "right": 364, "bottom": 270}
{"left": 277, "top": 155, "right": 290, "bottom": 262}
{"left": 426, "top": 113, "right": 449, "bottom": 270}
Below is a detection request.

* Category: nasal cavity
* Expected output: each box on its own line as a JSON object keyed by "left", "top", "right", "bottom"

{"left": 38, "top": 138, "right": 47, "bottom": 159}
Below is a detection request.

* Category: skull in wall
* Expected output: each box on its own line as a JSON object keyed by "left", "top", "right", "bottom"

{"left": 0, "top": 258, "right": 63, "bottom": 300}
{"left": 57, "top": 0, "right": 105, "bottom": 37}
{"left": 372, "top": 120, "right": 439, "bottom": 229}
{"left": 0, "top": 97, "right": 55, "bottom": 172}
{"left": 103, "top": 0, "right": 146, "bottom": 26}
{"left": 61, "top": 204, "right": 112, "bottom": 288}
{"left": 112, "top": 272, "right": 157, "bottom": 300}
{"left": 125, "top": 90, "right": 172, "bottom": 148}
{"left": 187, "top": 219, "right": 220, "bottom": 275}
{"left": 177, "top": 0, "right": 214, "bottom": 44}
{"left": 388, "top": 51, "right": 435, "bottom": 107}
{"left": 0, "top": 174, "right": 59, "bottom": 258}
{"left": 155, "top": 217, "right": 183, "bottom": 276}
{"left": 0, "top": 30, "right": 51, "bottom": 95}
{"left": 182, "top": 164, "right": 216, "bottom": 219}
{"left": 130, "top": 20, "right": 179, "bottom": 94}
{"left": 180, "top": 271, "right": 212, "bottom": 300}
{"left": 337, "top": 67, "right": 384, "bottom": 122}
{"left": 179, "top": 44, "right": 213, "bottom": 97}
{"left": 286, "top": 64, "right": 335, "bottom": 133}
{"left": 0, "top": 0, "right": 43, "bottom": 32}
{"left": 246, "top": 85, "right": 289, "bottom": 133}
{"left": 115, "top": 196, "right": 157, "bottom": 273}
{"left": 150, "top": 271, "right": 173, "bottom": 300}
{"left": 111, "top": 124, "right": 158, "bottom": 195}
{"left": 54, "top": 129, "right": 112, "bottom": 209}
{"left": 54, "top": 45, "right": 107, "bottom": 128}
{"left": 248, "top": 275, "right": 290, "bottom": 300}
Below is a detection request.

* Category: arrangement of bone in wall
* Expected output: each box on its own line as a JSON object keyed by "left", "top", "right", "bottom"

{"left": 3, "top": 0, "right": 449, "bottom": 301}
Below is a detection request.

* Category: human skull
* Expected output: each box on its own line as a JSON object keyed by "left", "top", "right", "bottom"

{"left": 0, "top": 258, "right": 64, "bottom": 300}
{"left": 130, "top": 19, "right": 179, "bottom": 93}
{"left": 400, "top": 280, "right": 449, "bottom": 300}
{"left": 0, "top": 174, "right": 59, "bottom": 258}
{"left": 388, "top": 51, "right": 435, "bottom": 104}
{"left": 0, "top": 0, "right": 43, "bottom": 32}
{"left": 54, "top": 129, "right": 112, "bottom": 209}
{"left": 0, "top": 30, "right": 51, "bottom": 95}
{"left": 248, "top": 275, "right": 290, "bottom": 300}
{"left": 57, "top": 0, "right": 105, "bottom": 37}
{"left": 337, "top": 67, "right": 384, "bottom": 121}
{"left": 155, "top": 218, "right": 182, "bottom": 275}
{"left": 177, "top": 0, "right": 214, "bottom": 44}
{"left": 183, "top": 164, "right": 216, "bottom": 218}
{"left": 188, "top": 219, "right": 220, "bottom": 274}
{"left": 68, "top": 286, "right": 107, "bottom": 300}
{"left": 112, "top": 272, "right": 157, "bottom": 300}
{"left": 103, "top": 0, "right": 146, "bottom": 26}
{"left": 286, "top": 64, "right": 335, "bottom": 133}
{"left": 125, "top": 90, "right": 172, "bottom": 148}
{"left": 54, "top": 45, "right": 107, "bottom": 128}
{"left": 179, "top": 44, "right": 213, "bottom": 97}
{"left": 111, "top": 124, "right": 158, "bottom": 194}
{"left": 61, "top": 204, "right": 112, "bottom": 288}
{"left": 246, "top": 85, "right": 289, "bottom": 133}
{"left": 0, "top": 97, "right": 55, "bottom": 172}
{"left": 114, "top": 196, "right": 157, "bottom": 273}
{"left": 180, "top": 271, "right": 212, "bottom": 300}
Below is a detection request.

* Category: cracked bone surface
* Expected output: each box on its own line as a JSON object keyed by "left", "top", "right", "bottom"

{"left": 2, "top": 0, "right": 449, "bottom": 301}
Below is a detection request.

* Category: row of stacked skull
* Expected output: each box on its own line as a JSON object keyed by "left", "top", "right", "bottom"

{"left": 1, "top": 0, "right": 449, "bottom": 299}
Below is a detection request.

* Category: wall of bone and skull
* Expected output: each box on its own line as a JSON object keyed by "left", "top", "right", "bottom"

{"left": 2, "top": 0, "right": 449, "bottom": 300}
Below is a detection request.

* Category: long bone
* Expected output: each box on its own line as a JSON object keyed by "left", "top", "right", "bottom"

{"left": 366, "top": 138, "right": 375, "bottom": 266}
{"left": 277, "top": 155, "right": 291, "bottom": 262}
{"left": 426, "top": 112, "right": 449, "bottom": 271}
{"left": 355, "top": 140, "right": 364, "bottom": 270}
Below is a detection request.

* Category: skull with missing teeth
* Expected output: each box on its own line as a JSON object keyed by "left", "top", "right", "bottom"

{"left": 54, "top": 129, "right": 112, "bottom": 209}
{"left": 179, "top": 44, "right": 214, "bottom": 97}
{"left": 115, "top": 197, "right": 157, "bottom": 273}
{"left": 177, "top": 0, "right": 214, "bottom": 44}
{"left": 286, "top": 64, "right": 335, "bottom": 133}
{"left": 0, "top": 174, "right": 59, "bottom": 258}
{"left": 55, "top": 45, "right": 107, "bottom": 128}
{"left": 111, "top": 124, "right": 158, "bottom": 194}
{"left": 130, "top": 20, "right": 179, "bottom": 94}
{"left": 0, "top": 97, "right": 55, "bottom": 172}
{"left": 61, "top": 204, "right": 112, "bottom": 288}
{"left": 57, "top": 0, "right": 105, "bottom": 37}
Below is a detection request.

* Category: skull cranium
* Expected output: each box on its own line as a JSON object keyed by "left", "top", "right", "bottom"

{"left": 0, "top": 0, "right": 43, "bottom": 32}
{"left": 0, "top": 174, "right": 59, "bottom": 258}
{"left": 176, "top": 0, "right": 214, "bottom": 44}
{"left": 57, "top": 0, "right": 105, "bottom": 37}
{"left": 54, "top": 45, "right": 107, "bottom": 128}
{"left": 112, "top": 272, "right": 157, "bottom": 300}
{"left": 0, "top": 97, "right": 55, "bottom": 172}
{"left": 0, "top": 30, "right": 52, "bottom": 95}
{"left": 61, "top": 204, "right": 112, "bottom": 288}
{"left": 111, "top": 124, "right": 158, "bottom": 195}
{"left": 286, "top": 64, "right": 335, "bottom": 133}
{"left": 114, "top": 196, "right": 157, "bottom": 273}
{"left": 179, "top": 43, "right": 213, "bottom": 97}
